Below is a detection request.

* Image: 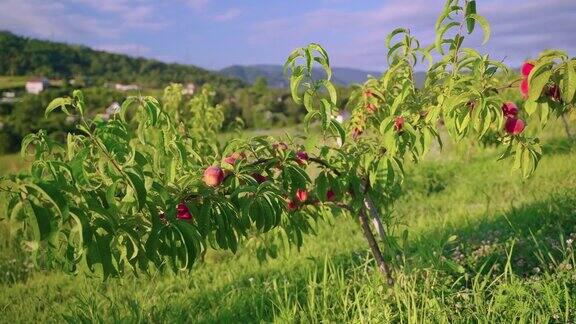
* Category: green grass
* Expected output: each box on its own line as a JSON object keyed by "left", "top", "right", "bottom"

{"left": 0, "top": 153, "right": 26, "bottom": 175}
{"left": 0, "top": 76, "right": 28, "bottom": 90}
{"left": 1, "top": 120, "right": 575, "bottom": 322}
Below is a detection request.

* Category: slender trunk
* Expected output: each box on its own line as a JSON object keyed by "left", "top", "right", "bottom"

{"left": 561, "top": 114, "right": 574, "bottom": 141}
{"left": 364, "top": 197, "right": 389, "bottom": 245}
{"left": 358, "top": 207, "right": 395, "bottom": 286}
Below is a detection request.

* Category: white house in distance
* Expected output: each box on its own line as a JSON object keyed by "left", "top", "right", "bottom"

{"left": 25, "top": 77, "right": 49, "bottom": 94}
{"left": 115, "top": 83, "right": 141, "bottom": 91}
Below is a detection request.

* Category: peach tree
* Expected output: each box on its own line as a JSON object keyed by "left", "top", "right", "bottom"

{"left": 0, "top": 0, "right": 574, "bottom": 284}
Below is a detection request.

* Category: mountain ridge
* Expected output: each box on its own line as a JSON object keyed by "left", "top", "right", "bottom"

{"left": 219, "top": 64, "right": 425, "bottom": 87}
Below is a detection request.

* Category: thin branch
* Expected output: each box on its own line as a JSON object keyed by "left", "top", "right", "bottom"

{"left": 561, "top": 114, "right": 574, "bottom": 141}
{"left": 308, "top": 157, "right": 342, "bottom": 176}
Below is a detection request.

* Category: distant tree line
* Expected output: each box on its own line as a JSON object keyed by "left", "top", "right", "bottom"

{"left": 0, "top": 31, "right": 352, "bottom": 154}
{"left": 0, "top": 31, "right": 243, "bottom": 89}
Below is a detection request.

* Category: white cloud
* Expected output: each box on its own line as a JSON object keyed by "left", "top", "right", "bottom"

{"left": 249, "top": 0, "right": 576, "bottom": 70}
{"left": 0, "top": 0, "right": 168, "bottom": 42}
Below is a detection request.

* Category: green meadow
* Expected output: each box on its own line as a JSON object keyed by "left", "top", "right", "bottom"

{"left": 1, "top": 120, "right": 575, "bottom": 323}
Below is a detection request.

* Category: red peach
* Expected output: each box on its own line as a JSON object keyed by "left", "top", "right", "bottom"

{"left": 326, "top": 189, "right": 336, "bottom": 202}
{"left": 296, "top": 150, "right": 309, "bottom": 165}
{"left": 366, "top": 103, "right": 377, "bottom": 113}
{"left": 521, "top": 62, "right": 535, "bottom": 77}
{"left": 223, "top": 152, "right": 244, "bottom": 165}
{"left": 273, "top": 142, "right": 288, "bottom": 151}
{"left": 394, "top": 116, "right": 405, "bottom": 132}
{"left": 520, "top": 78, "right": 529, "bottom": 98}
{"left": 251, "top": 173, "right": 267, "bottom": 184}
{"left": 505, "top": 118, "right": 525, "bottom": 135}
{"left": 364, "top": 90, "right": 373, "bottom": 98}
{"left": 501, "top": 102, "right": 519, "bottom": 118}
{"left": 203, "top": 166, "right": 224, "bottom": 187}
{"left": 296, "top": 188, "right": 308, "bottom": 202}
{"left": 287, "top": 199, "right": 298, "bottom": 212}
{"left": 176, "top": 202, "right": 192, "bottom": 220}
{"left": 352, "top": 128, "right": 362, "bottom": 140}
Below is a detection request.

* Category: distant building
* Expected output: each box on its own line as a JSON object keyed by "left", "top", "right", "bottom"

{"left": 25, "top": 77, "right": 49, "bottom": 94}
{"left": 106, "top": 102, "right": 121, "bottom": 115}
{"left": 100, "top": 102, "right": 121, "bottom": 122}
{"left": 115, "top": 83, "right": 141, "bottom": 91}
{"left": 0, "top": 92, "right": 19, "bottom": 104}
{"left": 182, "top": 83, "right": 196, "bottom": 95}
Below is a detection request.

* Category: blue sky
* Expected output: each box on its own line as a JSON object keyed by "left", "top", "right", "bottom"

{"left": 0, "top": 0, "right": 575, "bottom": 71}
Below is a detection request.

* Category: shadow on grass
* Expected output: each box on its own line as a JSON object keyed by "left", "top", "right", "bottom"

{"left": 542, "top": 136, "right": 575, "bottom": 155}
{"left": 410, "top": 190, "right": 576, "bottom": 280}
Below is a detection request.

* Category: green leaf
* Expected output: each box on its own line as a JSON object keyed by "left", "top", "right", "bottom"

{"left": 283, "top": 48, "right": 301, "bottom": 75}
{"left": 323, "top": 80, "right": 337, "bottom": 105}
{"left": 290, "top": 74, "right": 304, "bottom": 104}
{"left": 524, "top": 100, "right": 538, "bottom": 116}
{"left": 26, "top": 182, "right": 68, "bottom": 218}
{"left": 330, "top": 119, "right": 346, "bottom": 145}
{"left": 125, "top": 170, "right": 147, "bottom": 210}
{"left": 465, "top": 0, "right": 477, "bottom": 34}
{"left": 435, "top": 21, "right": 460, "bottom": 54}
{"left": 303, "top": 90, "right": 314, "bottom": 112}
{"left": 29, "top": 201, "right": 55, "bottom": 241}
{"left": 173, "top": 221, "right": 201, "bottom": 269}
{"left": 386, "top": 28, "right": 408, "bottom": 49}
{"left": 529, "top": 70, "right": 551, "bottom": 101}
{"left": 120, "top": 96, "right": 138, "bottom": 122}
{"left": 20, "top": 134, "right": 37, "bottom": 158}
{"left": 45, "top": 97, "right": 72, "bottom": 117}
{"left": 562, "top": 60, "right": 576, "bottom": 103}
{"left": 467, "top": 14, "right": 490, "bottom": 45}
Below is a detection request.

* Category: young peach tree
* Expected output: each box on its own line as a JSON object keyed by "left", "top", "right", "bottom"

{"left": 0, "top": 0, "right": 574, "bottom": 284}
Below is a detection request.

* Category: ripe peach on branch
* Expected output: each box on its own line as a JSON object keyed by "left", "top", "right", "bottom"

{"left": 203, "top": 166, "right": 224, "bottom": 187}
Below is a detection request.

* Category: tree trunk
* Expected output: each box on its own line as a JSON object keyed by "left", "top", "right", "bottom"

{"left": 358, "top": 207, "right": 395, "bottom": 286}
{"left": 561, "top": 114, "right": 574, "bottom": 141}
{"left": 364, "top": 197, "right": 389, "bottom": 245}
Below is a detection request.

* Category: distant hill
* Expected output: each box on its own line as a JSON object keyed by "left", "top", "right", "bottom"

{"left": 219, "top": 64, "right": 426, "bottom": 87}
{"left": 0, "top": 31, "right": 243, "bottom": 89}
{"left": 219, "top": 64, "right": 381, "bottom": 87}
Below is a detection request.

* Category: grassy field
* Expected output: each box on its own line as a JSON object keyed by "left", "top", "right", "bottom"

{"left": 0, "top": 120, "right": 575, "bottom": 322}
{"left": 0, "top": 75, "right": 28, "bottom": 91}
{"left": 0, "top": 153, "right": 26, "bottom": 174}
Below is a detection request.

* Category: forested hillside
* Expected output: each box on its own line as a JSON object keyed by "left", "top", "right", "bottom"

{"left": 0, "top": 31, "right": 243, "bottom": 89}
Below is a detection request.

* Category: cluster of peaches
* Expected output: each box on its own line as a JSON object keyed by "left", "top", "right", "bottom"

{"left": 513, "top": 61, "right": 564, "bottom": 136}
{"left": 168, "top": 144, "right": 336, "bottom": 221}
{"left": 356, "top": 61, "right": 566, "bottom": 141}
